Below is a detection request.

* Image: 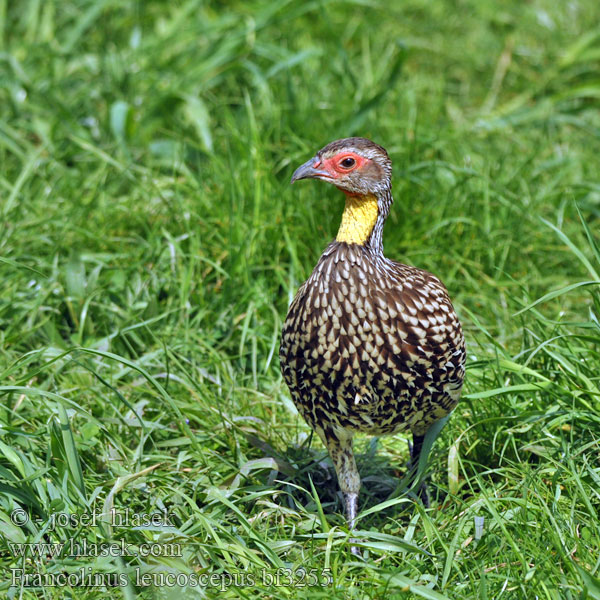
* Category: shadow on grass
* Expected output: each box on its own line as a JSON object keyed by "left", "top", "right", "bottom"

{"left": 244, "top": 432, "right": 443, "bottom": 526}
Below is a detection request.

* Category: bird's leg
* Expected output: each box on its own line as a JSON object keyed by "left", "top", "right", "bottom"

{"left": 409, "top": 433, "right": 430, "bottom": 507}
{"left": 328, "top": 436, "right": 360, "bottom": 527}
{"left": 320, "top": 431, "right": 361, "bottom": 555}
{"left": 409, "top": 433, "right": 424, "bottom": 467}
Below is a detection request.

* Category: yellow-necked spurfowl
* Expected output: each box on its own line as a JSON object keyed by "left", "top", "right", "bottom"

{"left": 280, "top": 137, "right": 465, "bottom": 535}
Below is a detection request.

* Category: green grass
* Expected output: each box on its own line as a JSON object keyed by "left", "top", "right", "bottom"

{"left": 1, "top": 0, "right": 600, "bottom": 598}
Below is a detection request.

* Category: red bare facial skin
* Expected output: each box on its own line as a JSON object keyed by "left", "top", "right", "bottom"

{"left": 321, "top": 152, "right": 369, "bottom": 178}
{"left": 290, "top": 149, "right": 378, "bottom": 194}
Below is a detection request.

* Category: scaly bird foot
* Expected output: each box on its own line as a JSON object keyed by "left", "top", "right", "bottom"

{"left": 344, "top": 492, "right": 362, "bottom": 556}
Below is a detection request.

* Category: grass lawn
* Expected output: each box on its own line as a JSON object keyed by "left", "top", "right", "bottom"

{"left": 1, "top": 0, "right": 600, "bottom": 598}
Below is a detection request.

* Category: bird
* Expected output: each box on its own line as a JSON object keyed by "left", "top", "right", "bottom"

{"left": 279, "top": 137, "right": 465, "bottom": 541}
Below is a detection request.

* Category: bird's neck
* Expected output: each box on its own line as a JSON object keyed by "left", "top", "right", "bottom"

{"left": 335, "top": 188, "right": 392, "bottom": 253}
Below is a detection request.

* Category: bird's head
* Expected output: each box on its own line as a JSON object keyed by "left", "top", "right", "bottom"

{"left": 291, "top": 137, "right": 392, "bottom": 196}
{"left": 290, "top": 137, "right": 393, "bottom": 248}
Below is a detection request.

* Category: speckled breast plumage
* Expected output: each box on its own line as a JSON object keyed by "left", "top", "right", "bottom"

{"left": 280, "top": 241, "right": 466, "bottom": 439}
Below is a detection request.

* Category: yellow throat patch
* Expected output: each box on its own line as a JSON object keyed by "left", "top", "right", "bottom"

{"left": 336, "top": 193, "right": 379, "bottom": 245}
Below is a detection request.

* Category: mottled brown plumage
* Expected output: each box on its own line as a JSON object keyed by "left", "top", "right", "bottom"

{"left": 280, "top": 138, "right": 465, "bottom": 544}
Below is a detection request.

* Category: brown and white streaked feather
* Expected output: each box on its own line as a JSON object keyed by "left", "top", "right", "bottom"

{"left": 281, "top": 241, "right": 465, "bottom": 441}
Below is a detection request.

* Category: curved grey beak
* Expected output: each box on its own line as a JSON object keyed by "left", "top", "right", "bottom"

{"left": 290, "top": 157, "right": 330, "bottom": 184}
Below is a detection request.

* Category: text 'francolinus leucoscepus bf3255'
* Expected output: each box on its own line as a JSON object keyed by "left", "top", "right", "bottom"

{"left": 280, "top": 138, "right": 466, "bottom": 549}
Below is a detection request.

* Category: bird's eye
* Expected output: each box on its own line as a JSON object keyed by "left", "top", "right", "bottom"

{"left": 340, "top": 157, "right": 356, "bottom": 169}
